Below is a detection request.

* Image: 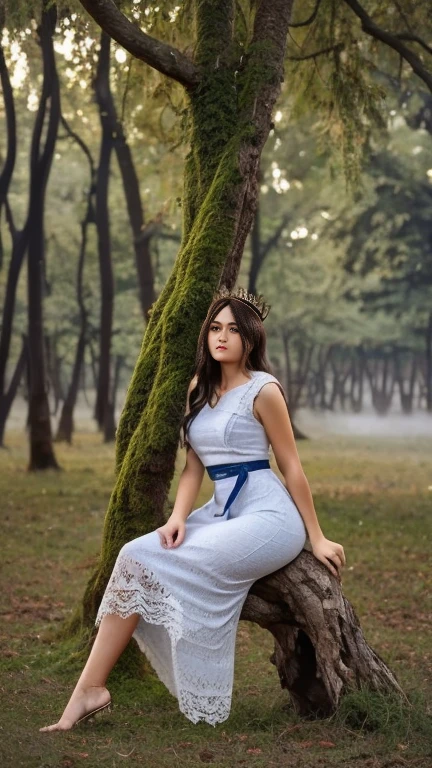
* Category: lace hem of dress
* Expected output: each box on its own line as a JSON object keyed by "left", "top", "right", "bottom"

{"left": 179, "top": 690, "right": 231, "bottom": 727}
{"left": 134, "top": 630, "right": 232, "bottom": 727}
{"left": 95, "top": 554, "right": 184, "bottom": 643}
{"left": 94, "top": 554, "right": 233, "bottom": 726}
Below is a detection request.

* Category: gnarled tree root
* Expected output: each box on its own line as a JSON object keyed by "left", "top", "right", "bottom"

{"left": 241, "top": 550, "right": 406, "bottom": 717}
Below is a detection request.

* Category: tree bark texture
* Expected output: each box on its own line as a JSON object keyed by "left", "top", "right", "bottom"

{"left": 27, "top": 2, "right": 60, "bottom": 471}
{"left": 241, "top": 550, "right": 406, "bottom": 715}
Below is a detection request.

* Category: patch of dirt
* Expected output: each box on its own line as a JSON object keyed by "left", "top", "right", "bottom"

{"left": 0, "top": 594, "right": 66, "bottom": 623}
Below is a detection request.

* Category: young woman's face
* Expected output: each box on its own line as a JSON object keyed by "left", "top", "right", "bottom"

{"left": 207, "top": 305, "right": 244, "bottom": 364}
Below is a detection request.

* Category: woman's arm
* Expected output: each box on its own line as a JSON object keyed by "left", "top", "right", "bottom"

{"left": 254, "top": 383, "right": 346, "bottom": 580}
{"left": 170, "top": 446, "right": 205, "bottom": 524}
{"left": 157, "top": 376, "right": 204, "bottom": 549}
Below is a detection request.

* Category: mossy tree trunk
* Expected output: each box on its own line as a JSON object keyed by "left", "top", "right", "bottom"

{"left": 77, "top": 0, "right": 294, "bottom": 626}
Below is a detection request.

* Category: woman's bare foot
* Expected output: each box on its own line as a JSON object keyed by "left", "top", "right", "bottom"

{"left": 39, "top": 685, "right": 111, "bottom": 732}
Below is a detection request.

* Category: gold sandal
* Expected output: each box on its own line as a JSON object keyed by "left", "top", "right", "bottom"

{"left": 74, "top": 700, "right": 112, "bottom": 727}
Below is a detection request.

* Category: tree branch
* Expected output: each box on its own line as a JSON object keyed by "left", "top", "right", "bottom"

{"left": 4, "top": 196, "right": 16, "bottom": 239}
{"left": 157, "top": 228, "right": 181, "bottom": 243}
{"left": 287, "top": 43, "right": 344, "bottom": 61}
{"left": 60, "top": 115, "right": 95, "bottom": 177}
{"left": 343, "top": 0, "right": 432, "bottom": 92}
{"left": 0, "top": 28, "right": 16, "bottom": 208}
{"left": 78, "top": 0, "right": 199, "bottom": 88}
{"left": 396, "top": 33, "right": 432, "bottom": 58}
{"left": 289, "top": 0, "right": 322, "bottom": 28}
{"left": 261, "top": 214, "right": 290, "bottom": 261}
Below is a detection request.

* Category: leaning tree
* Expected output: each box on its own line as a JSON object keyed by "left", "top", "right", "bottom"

{"left": 69, "top": 0, "right": 431, "bottom": 714}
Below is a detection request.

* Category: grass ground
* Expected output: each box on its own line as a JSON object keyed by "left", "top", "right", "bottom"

{"left": 0, "top": 430, "right": 431, "bottom": 768}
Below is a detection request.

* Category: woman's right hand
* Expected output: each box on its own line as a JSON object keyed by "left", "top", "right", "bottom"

{"left": 311, "top": 535, "right": 345, "bottom": 582}
{"left": 156, "top": 515, "right": 186, "bottom": 549}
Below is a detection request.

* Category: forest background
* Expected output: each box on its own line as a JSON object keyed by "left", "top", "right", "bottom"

{"left": 1, "top": 1, "right": 432, "bottom": 767}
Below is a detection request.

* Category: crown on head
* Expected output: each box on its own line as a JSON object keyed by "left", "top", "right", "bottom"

{"left": 214, "top": 285, "right": 271, "bottom": 321}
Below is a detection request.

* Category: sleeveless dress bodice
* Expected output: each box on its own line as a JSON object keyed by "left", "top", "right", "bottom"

{"left": 188, "top": 370, "right": 275, "bottom": 465}
{"left": 187, "top": 370, "right": 303, "bottom": 519}
{"left": 96, "top": 369, "right": 307, "bottom": 726}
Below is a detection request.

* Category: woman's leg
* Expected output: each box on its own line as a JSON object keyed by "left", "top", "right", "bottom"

{"left": 40, "top": 613, "right": 140, "bottom": 732}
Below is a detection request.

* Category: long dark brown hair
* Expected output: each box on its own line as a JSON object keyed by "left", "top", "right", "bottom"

{"left": 181, "top": 296, "right": 275, "bottom": 448}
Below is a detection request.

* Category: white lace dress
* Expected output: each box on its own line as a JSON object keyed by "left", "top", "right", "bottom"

{"left": 96, "top": 370, "right": 307, "bottom": 726}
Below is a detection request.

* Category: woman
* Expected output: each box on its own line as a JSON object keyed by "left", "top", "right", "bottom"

{"left": 40, "top": 287, "right": 345, "bottom": 732}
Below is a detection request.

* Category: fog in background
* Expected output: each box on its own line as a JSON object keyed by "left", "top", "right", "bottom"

{"left": 6, "top": 393, "right": 432, "bottom": 440}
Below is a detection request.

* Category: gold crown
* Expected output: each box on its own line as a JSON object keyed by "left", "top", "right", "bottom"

{"left": 214, "top": 285, "right": 271, "bottom": 321}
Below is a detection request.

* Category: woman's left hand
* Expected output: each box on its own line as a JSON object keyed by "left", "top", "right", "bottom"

{"left": 311, "top": 536, "right": 346, "bottom": 581}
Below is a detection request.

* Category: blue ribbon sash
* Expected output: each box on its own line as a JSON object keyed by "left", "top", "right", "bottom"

{"left": 206, "top": 459, "right": 270, "bottom": 519}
